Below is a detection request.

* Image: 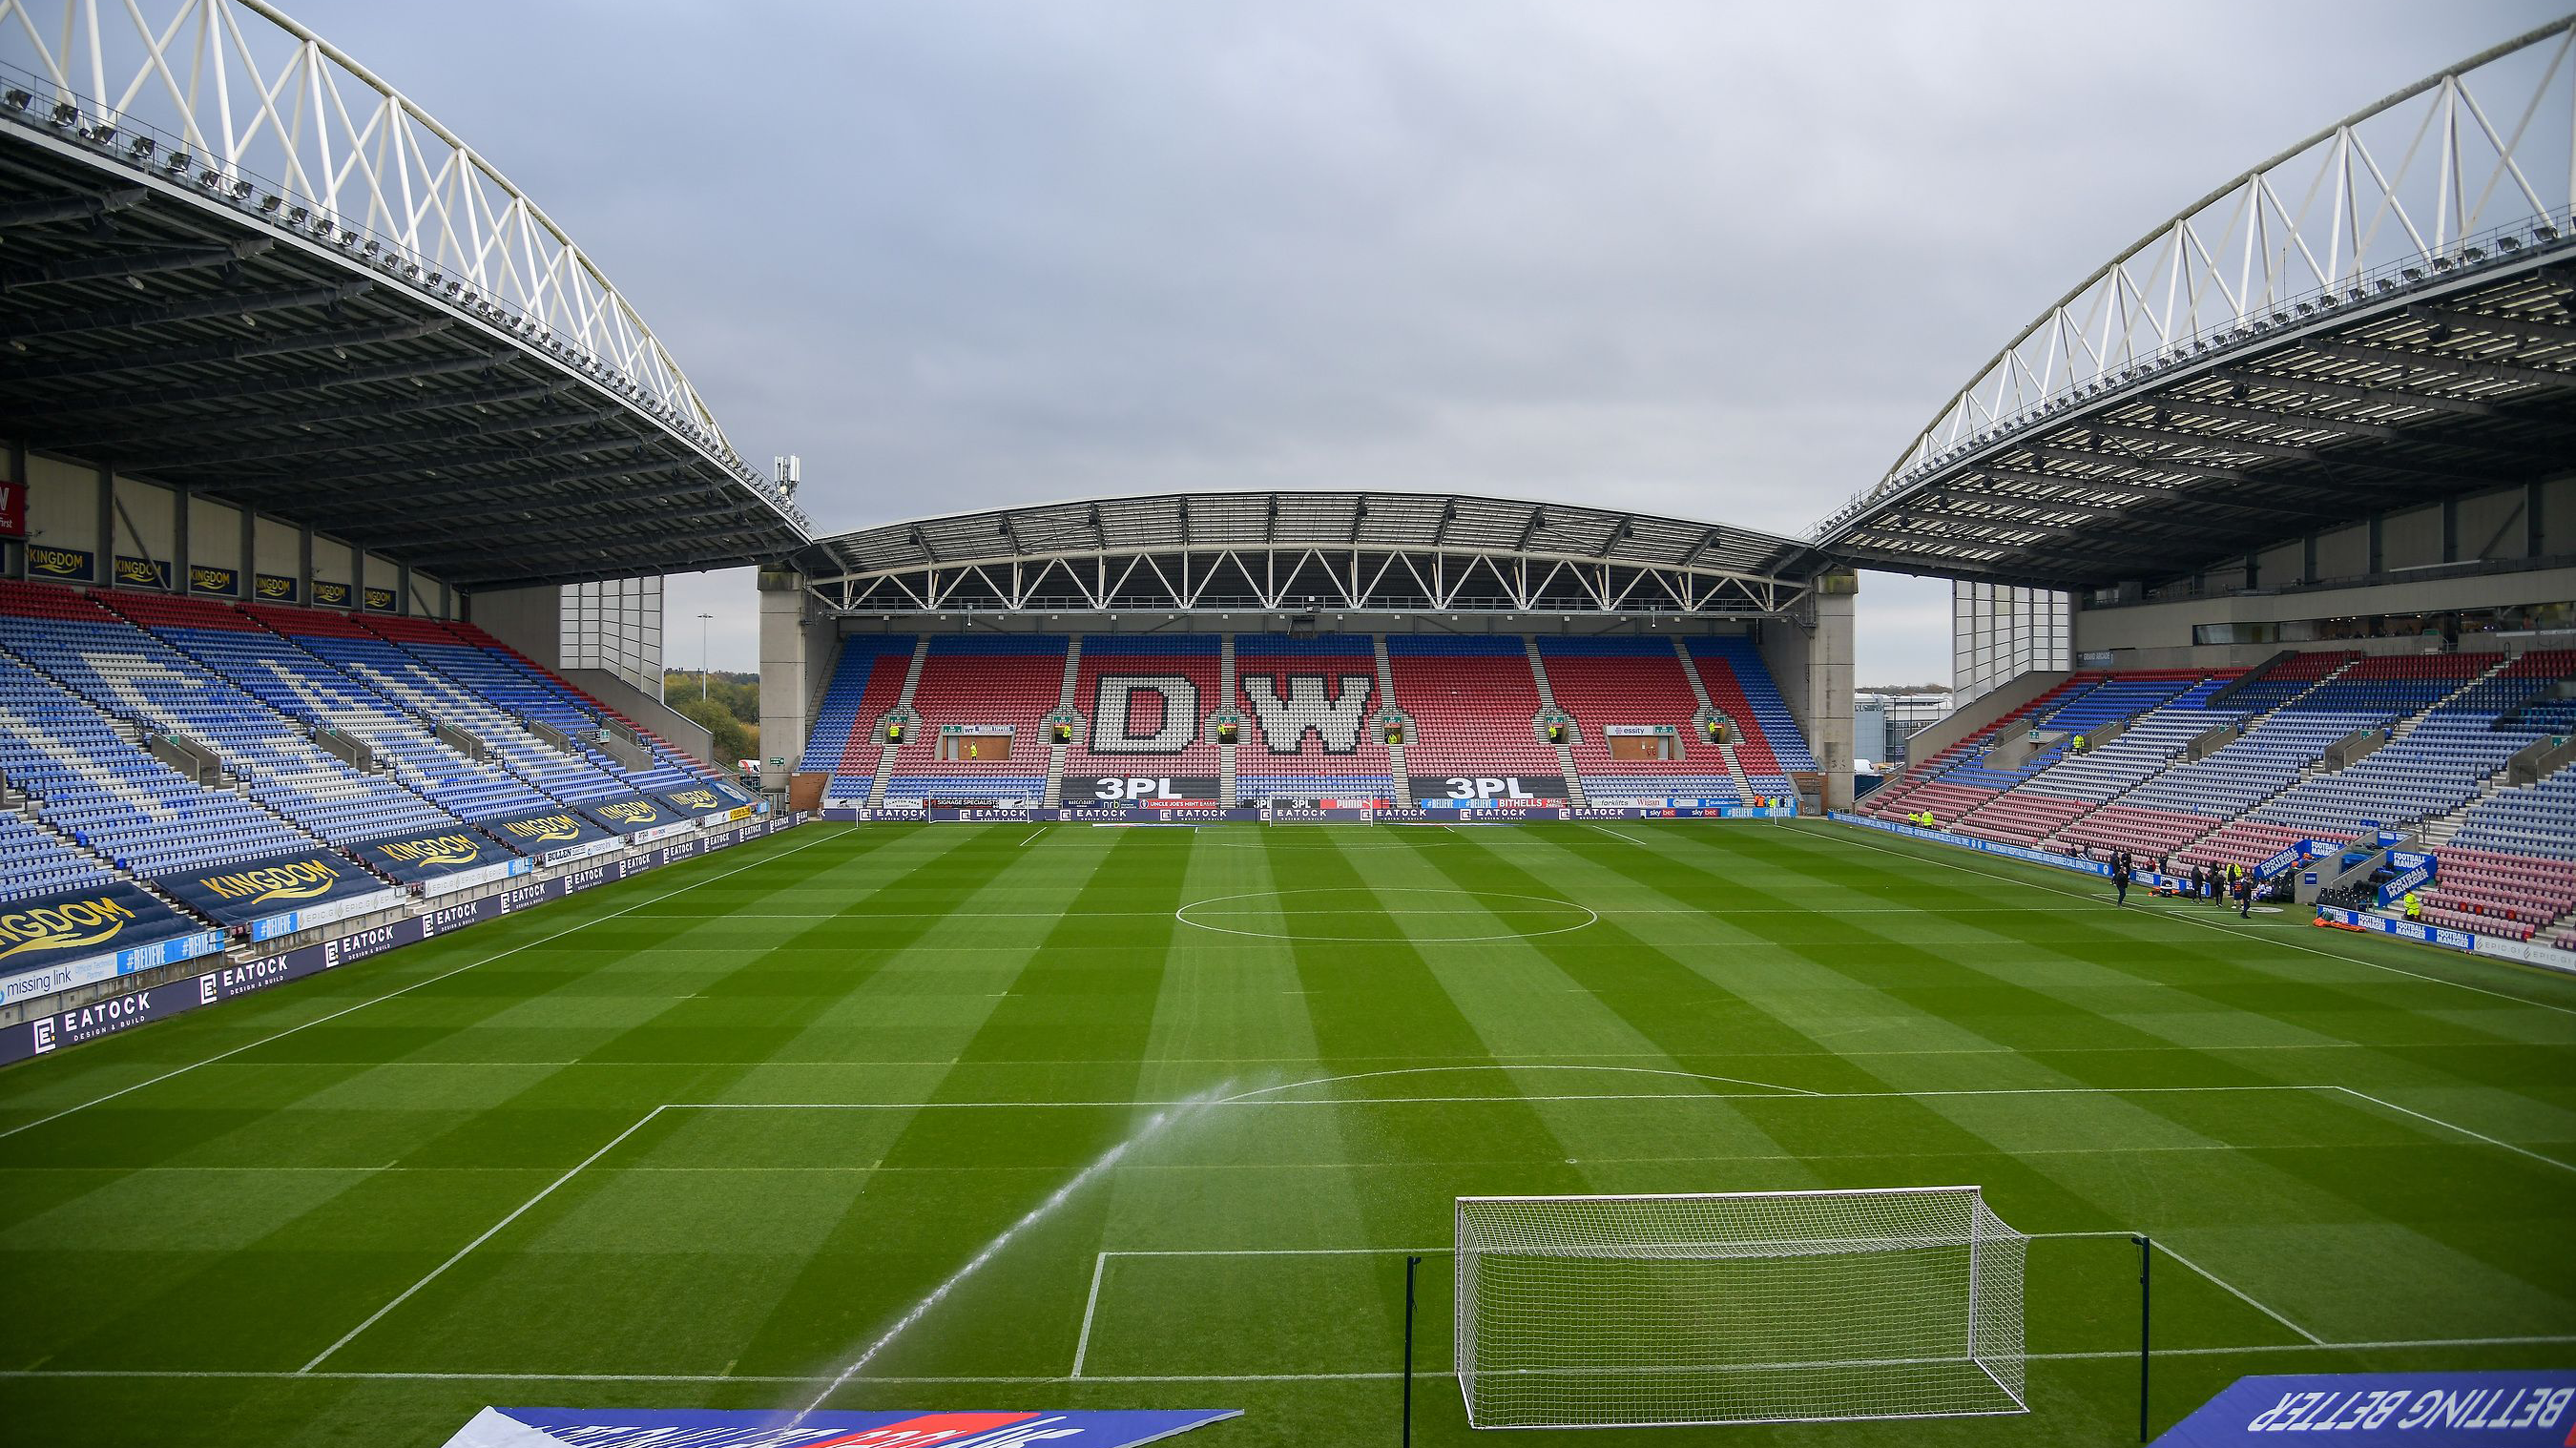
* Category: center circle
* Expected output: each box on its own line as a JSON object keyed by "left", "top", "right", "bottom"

{"left": 1174, "top": 886, "right": 1599, "bottom": 943}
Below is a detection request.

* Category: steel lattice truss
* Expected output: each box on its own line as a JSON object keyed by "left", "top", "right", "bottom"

{"left": 797, "top": 491, "right": 1819, "bottom": 617}
{"left": 1812, "top": 16, "right": 2576, "bottom": 589}
{"left": 0, "top": 0, "right": 800, "bottom": 520}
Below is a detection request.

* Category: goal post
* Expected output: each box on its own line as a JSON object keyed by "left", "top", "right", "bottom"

{"left": 1453, "top": 1186, "right": 2028, "bottom": 1430}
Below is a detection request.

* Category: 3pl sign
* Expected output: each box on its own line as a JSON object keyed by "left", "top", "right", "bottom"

{"left": 2154, "top": 1371, "right": 2576, "bottom": 1445}
{"left": 444, "top": 1407, "right": 1242, "bottom": 1446}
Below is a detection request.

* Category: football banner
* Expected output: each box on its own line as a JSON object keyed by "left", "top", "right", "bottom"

{"left": 2152, "top": 1370, "right": 2576, "bottom": 1444}
{"left": 346, "top": 828, "right": 522, "bottom": 883}
{"left": 0, "top": 883, "right": 223, "bottom": 1007}
{"left": 483, "top": 806, "right": 620, "bottom": 856}
{"left": 0, "top": 479, "right": 24, "bottom": 536}
{"left": 443, "top": 1407, "right": 1242, "bottom": 1447}
{"left": 156, "top": 849, "right": 392, "bottom": 925}
{"left": 583, "top": 792, "right": 686, "bottom": 834}
{"left": 1067, "top": 776, "right": 1223, "bottom": 805}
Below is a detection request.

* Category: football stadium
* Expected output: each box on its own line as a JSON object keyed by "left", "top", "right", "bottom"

{"left": 1, "top": 5, "right": 2573, "bottom": 1446}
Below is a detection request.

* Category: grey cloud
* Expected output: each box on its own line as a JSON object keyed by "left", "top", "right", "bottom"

{"left": 287, "top": 1, "right": 2561, "bottom": 676}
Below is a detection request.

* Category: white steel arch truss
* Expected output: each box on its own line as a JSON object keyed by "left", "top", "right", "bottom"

{"left": 1818, "top": 15, "right": 2576, "bottom": 539}
{"left": 0, "top": 0, "right": 802, "bottom": 523}
{"left": 807, "top": 544, "right": 1807, "bottom": 619}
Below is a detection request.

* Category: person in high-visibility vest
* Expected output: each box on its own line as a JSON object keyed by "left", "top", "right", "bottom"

{"left": 2403, "top": 891, "right": 2421, "bottom": 921}
{"left": 967, "top": 741, "right": 979, "bottom": 760}
{"left": 2072, "top": 734, "right": 2088, "bottom": 753}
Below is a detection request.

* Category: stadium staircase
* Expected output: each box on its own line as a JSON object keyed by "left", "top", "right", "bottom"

{"left": 1537, "top": 637, "right": 1738, "bottom": 806}
{"left": 1042, "top": 636, "right": 1083, "bottom": 806}
{"left": 1219, "top": 633, "right": 1238, "bottom": 804}
{"left": 1373, "top": 635, "right": 1415, "bottom": 806}
{"left": 1518, "top": 638, "right": 1586, "bottom": 805}
{"left": 867, "top": 637, "right": 931, "bottom": 807}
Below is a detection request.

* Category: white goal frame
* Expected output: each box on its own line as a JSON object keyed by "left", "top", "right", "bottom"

{"left": 1453, "top": 1186, "right": 2028, "bottom": 1431}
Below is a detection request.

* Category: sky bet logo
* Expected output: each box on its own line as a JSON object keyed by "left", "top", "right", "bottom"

{"left": 375, "top": 833, "right": 480, "bottom": 868}
{"left": 502, "top": 813, "right": 584, "bottom": 842}
{"left": 0, "top": 896, "right": 135, "bottom": 962}
{"left": 594, "top": 799, "right": 662, "bottom": 826}
{"left": 197, "top": 858, "right": 340, "bottom": 905}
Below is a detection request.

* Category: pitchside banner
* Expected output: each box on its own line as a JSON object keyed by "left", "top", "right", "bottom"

{"left": 657, "top": 778, "right": 752, "bottom": 817}
{"left": 0, "top": 883, "right": 224, "bottom": 1007}
{"left": 2152, "top": 1370, "right": 2576, "bottom": 1444}
{"left": 155, "top": 849, "right": 397, "bottom": 926}
{"left": 0, "top": 817, "right": 797, "bottom": 1065}
{"left": 346, "top": 828, "right": 524, "bottom": 883}
{"left": 485, "top": 805, "right": 619, "bottom": 856}
{"left": 1412, "top": 775, "right": 1568, "bottom": 803}
{"left": 445, "top": 1407, "right": 1242, "bottom": 1447}
{"left": 1066, "top": 775, "right": 1224, "bottom": 805}
{"left": 583, "top": 791, "right": 685, "bottom": 834}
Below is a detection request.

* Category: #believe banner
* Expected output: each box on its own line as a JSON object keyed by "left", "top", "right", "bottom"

{"left": 444, "top": 1407, "right": 1242, "bottom": 1447}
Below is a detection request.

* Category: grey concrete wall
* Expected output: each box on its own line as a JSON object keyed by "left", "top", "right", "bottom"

{"left": 759, "top": 571, "right": 835, "bottom": 781}
{"left": 467, "top": 584, "right": 564, "bottom": 668}
{"left": 1895, "top": 667, "right": 2068, "bottom": 772}
{"left": 567, "top": 667, "right": 718, "bottom": 765}
{"left": 2072, "top": 565, "right": 2576, "bottom": 670}
{"left": 1756, "top": 576, "right": 1857, "bottom": 810}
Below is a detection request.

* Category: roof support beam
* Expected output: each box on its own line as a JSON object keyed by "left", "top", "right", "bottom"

{"left": 1975, "top": 463, "right": 2319, "bottom": 519}
{"left": 2407, "top": 303, "right": 2576, "bottom": 349}
{"left": 359, "top": 498, "right": 755, "bottom": 552}
{"left": 0, "top": 279, "right": 370, "bottom": 343}
{"left": 0, "top": 237, "right": 273, "bottom": 292}
{"left": 0, "top": 315, "right": 457, "bottom": 385}
{"left": 210, "top": 432, "right": 646, "bottom": 491}
{"left": 2073, "top": 421, "right": 2514, "bottom": 491}
{"left": 265, "top": 457, "right": 701, "bottom": 518}
{"left": 6, "top": 351, "right": 502, "bottom": 424}
{"left": 2209, "top": 366, "right": 2576, "bottom": 433}
{"left": 2149, "top": 395, "right": 2410, "bottom": 442}
{"left": 43, "top": 375, "right": 572, "bottom": 448}
{"left": 0, "top": 186, "right": 145, "bottom": 229}
{"left": 2298, "top": 338, "right": 2576, "bottom": 390}
{"left": 408, "top": 527, "right": 778, "bottom": 571}
{"left": 124, "top": 406, "right": 619, "bottom": 468}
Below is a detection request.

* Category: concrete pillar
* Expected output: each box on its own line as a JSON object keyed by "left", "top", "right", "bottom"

{"left": 1757, "top": 569, "right": 1858, "bottom": 813}
{"left": 758, "top": 569, "right": 821, "bottom": 785}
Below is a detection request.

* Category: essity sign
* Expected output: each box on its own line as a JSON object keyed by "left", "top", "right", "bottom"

{"left": 443, "top": 1407, "right": 1241, "bottom": 1447}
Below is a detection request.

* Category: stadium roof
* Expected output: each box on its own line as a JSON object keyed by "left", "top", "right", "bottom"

{"left": 1811, "top": 18, "right": 2576, "bottom": 592}
{"left": 795, "top": 491, "right": 1825, "bottom": 616}
{"left": 0, "top": 0, "right": 806, "bottom": 590}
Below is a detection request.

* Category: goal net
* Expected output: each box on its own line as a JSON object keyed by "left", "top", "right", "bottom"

{"left": 1453, "top": 1187, "right": 2027, "bottom": 1430}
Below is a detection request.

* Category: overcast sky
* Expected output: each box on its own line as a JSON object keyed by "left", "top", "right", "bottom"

{"left": 290, "top": 0, "right": 2559, "bottom": 681}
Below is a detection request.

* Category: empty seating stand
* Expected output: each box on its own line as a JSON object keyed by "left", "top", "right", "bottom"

{"left": 1234, "top": 633, "right": 1391, "bottom": 799}
{"left": 883, "top": 633, "right": 1065, "bottom": 804}
{"left": 800, "top": 634, "right": 917, "bottom": 800}
{"left": 1385, "top": 635, "right": 1558, "bottom": 779}
{"left": 102, "top": 592, "right": 553, "bottom": 826}
{"left": 1687, "top": 636, "right": 1817, "bottom": 796}
{"left": 1064, "top": 635, "right": 1222, "bottom": 787}
{"left": 1537, "top": 636, "right": 1737, "bottom": 804}
{"left": 0, "top": 584, "right": 461, "bottom": 851}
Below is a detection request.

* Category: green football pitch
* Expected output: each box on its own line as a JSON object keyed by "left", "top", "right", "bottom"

{"left": 2, "top": 818, "right": 2570, "bottom": 1446}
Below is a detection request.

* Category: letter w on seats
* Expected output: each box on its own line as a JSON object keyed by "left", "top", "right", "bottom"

{"left": 1243, "top": 674, "right": 1374, "bottom": 754}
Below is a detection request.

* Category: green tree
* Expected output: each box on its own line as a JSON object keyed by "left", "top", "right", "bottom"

{"left": 675, "top": 694, "right": 756, "bottom": 765}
